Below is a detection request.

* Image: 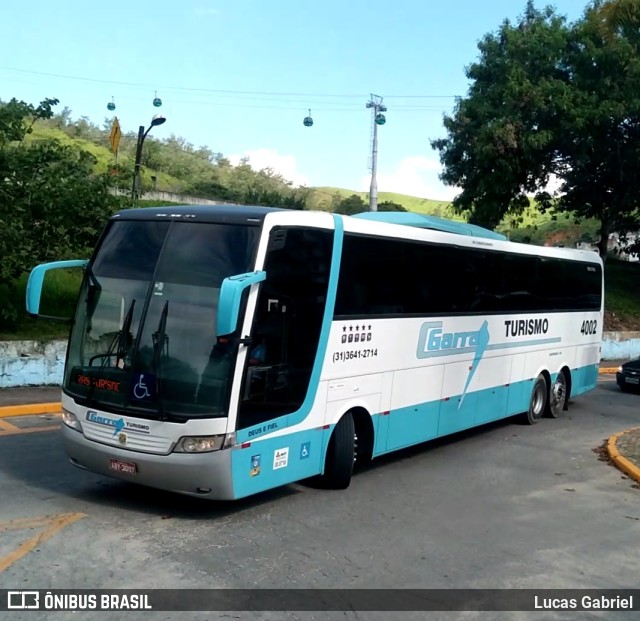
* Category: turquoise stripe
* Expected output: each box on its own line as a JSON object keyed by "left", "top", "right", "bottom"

{"left": 418, "top": 337, "right": 563, "bottom": 359}
{"left": 230, "top": 362, "right": 599, "bottom": 498}
{"left": 486, "top": 337, "right": 562, "bottom": 350}
{"left": 377, "top": 361, "right": 598, "bottom": 457}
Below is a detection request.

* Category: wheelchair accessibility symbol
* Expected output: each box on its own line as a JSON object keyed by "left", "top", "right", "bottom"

{"left": 131, "top": 372, "right": 155, "bottom": 401}
{"left": 300, "top": 442, "right": 310, "bottom": 460}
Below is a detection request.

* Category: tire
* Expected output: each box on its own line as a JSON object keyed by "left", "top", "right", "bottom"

{"left": 524, "top": 374, "right": 548, "bottom": 425}
{"left": 546, "top": 371, "right": 567, "bottom": 418}
{"left": 320, "top": 412, "right": 355, "bottom": 489}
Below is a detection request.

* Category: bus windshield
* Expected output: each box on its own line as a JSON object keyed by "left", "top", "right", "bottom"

{"left": 63, "top": 218, "right": 260, "bottom": 419}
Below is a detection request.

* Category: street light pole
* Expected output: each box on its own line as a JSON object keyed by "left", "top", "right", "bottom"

{"left": 366, "top": 94, "right": 387, "bottom": 212}
{"left": 130, "top": 114, "right": 166, "bottom": 202}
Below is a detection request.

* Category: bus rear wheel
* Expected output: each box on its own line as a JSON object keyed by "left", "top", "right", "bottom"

{"left": 320, "top": 412, "right": 355, "bottom": 489}
{"left": 547, "top": 371, "right": 567, "bottom": 418}
{"left": 524, "top": 374, "right": 548, "bottom": 425}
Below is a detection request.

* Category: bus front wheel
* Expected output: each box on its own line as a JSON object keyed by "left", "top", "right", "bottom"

{"left": 320, "top": 412, "right": 355, "bottom": 489}
{"left": 524, "top": 374, "right": 548, "bottom": 425}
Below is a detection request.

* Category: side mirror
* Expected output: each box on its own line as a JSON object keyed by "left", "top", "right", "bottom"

{"left": 26, "top": 259, "right": 88, "bottom": 320}
{"left": 217, "top": 271, "right": 266, "bottom": 336}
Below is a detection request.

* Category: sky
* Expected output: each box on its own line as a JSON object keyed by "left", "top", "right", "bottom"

{"left": 0, "top": 0, "right": 590, "bottom": 200}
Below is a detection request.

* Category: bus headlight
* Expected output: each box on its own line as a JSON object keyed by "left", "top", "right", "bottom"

{"left": 61, "top": 408, "right": 82, "bottom": 432}
{"left": 174, "top": 433, "right": 235, "bottom": 453}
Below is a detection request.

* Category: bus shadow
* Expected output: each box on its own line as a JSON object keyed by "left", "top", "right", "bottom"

{"left": 0, "top": 402, "right": 582, "bottom": 519}
{"left": 72, "top": 479, "right": 303, "bottom": 520}
{"left": 0, "top": 432, "right": 302, "bottom": 521}
{"left": 302, "top": 412, "right": 529, "bottom": 488}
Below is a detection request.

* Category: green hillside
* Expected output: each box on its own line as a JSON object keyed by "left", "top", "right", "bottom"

{"left": 312, "top": 186, "right": 602, "bottom": 247}
{"left": 26, "top": 124, "right": 185, "bottom": 192}
{"left": 22, "top": 117, "right": 604, "bottom": 250}
{"left": 309, "top": 186, "right": 462, "bottom": 219}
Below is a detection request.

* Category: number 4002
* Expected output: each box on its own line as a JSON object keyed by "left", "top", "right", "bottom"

{"left": 580, "top": 320, "right": 597, "bottom": 335}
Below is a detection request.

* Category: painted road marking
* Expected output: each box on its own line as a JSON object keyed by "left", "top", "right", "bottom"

{"left": 0, "top": 413, "right": 61, "bottom": 437}
{"left": 0, "top": 419, "right": 19, "bottom": 432}
{"left": 0, "top": 423, "right": 60, "bottom": 437}
{"left": 0, "top": 513, "right": 86, "bottom": 573}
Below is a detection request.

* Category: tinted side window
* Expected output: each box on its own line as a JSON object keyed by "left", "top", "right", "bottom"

{"left": 564, "top": 260, "right": 602, "bottom": 310}
{"left": 335, "top": 233, "right": 602, "bottom": 316}
{"left": 335, "top": 234, "right": 487, "bottom": 315}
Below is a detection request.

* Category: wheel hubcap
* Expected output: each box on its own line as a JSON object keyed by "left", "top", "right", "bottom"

{"left": 552, "top": 381, "right": 565, "bottom": 407}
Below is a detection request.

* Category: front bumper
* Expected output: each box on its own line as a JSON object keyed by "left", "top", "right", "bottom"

{"left": 61, "top": 425, "right": 236, "bottom": 500}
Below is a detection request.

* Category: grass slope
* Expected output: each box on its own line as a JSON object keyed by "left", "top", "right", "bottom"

{"left": 311, "top": 186, "right": 462, "bottom": 219}
{"left": 26, "top": 125, "right": 184, "bottom": 191}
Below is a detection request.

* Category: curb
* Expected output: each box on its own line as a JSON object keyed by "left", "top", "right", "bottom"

{"left": 606, "top": 428, "right": 640, "bottom": 484}
{"left": 0, "top": 402, "right": 62, "bottom": 419}
{"left": 599, "top": 367, "right": 620, "bottom": 374}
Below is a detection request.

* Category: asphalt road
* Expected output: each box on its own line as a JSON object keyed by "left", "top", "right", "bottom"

{"left": 1, "top": 376, "right": 638, "bottom": 621}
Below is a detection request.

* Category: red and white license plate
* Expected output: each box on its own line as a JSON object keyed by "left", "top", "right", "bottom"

{"left": 109, "top": 458, "right": 137, "bottom": 475}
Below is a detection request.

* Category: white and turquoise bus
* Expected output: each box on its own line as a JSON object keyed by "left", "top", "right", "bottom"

{"left": 26, "top": 205, "right": 603, "bottom": 500}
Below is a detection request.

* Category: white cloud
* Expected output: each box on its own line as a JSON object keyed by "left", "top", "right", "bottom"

{"left": 193, "top": 4, "right": 219, "bottom": 15}
{"left": 228, "top": 148, "right": 310, "bottom": 187}
{"left": 360, "top": 155, "right": 460, "bottom": 201}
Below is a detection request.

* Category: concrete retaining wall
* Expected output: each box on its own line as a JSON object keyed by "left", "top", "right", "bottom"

{"left": 1, "top": 331, "right": 639, "bottom": 387}
{"left": 0, "top": 340, "right": 67, "bottom": 388}
{"left": 601, "top": 331, "right": 640, "bottom": 361}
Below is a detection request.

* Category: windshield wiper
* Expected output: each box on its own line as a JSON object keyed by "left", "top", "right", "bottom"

{"left": 117, "top": 299, "right": 136, "bottom": 368}
{"left": 85, "top": 299, "right": 136, "bottom": 407}
{"left": 152, "top": 300, "right": 169, "bottom": 421}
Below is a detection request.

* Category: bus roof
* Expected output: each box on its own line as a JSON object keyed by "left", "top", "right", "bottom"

{"left": 112, "top": 204, "right": 285, "bottom": 224}
{"left": 351, "top": 211, "right": 507, "bottom": 241}
{"left": 113, "top": 205, "right": 506, "bottom": 240}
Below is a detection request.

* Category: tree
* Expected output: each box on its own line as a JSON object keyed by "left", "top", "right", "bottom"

{"left": 378, "top": 201, "right": 407, "bottom": 212}
{"left": 598, "top": 0, "right": 640, "bottom": 38}
{"left": 335, "top": 194, "right": 367, "bottom": 215}
{"left": 0, "top": 97, "right": 59, "bottom": 148}
{"left": 430, "top": 0, "right": 640, "bottom": 260}
{"left": 0, "top": 97, "right": 125, "bottom": 326}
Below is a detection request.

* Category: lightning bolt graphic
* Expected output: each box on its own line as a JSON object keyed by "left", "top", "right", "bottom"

{"left": 459, "top": 320, "right": 490, "bottom": 409}
{"left": 113, "top": 418, "right": 125, "bottom": 436}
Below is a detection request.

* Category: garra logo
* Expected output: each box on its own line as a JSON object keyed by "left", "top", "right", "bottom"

{"left": 86, "top": 411, "right": 125, "bottom": 437}
{"left": 85, "top": 411, "right": 150, "bottom": 437}
{"left": 417, "top": 320, "right": 490, "bottom": 408}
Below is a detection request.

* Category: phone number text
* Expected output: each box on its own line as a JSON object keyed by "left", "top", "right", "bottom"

{"left": 332, "top": 349, "right": 378, "bottom": 363}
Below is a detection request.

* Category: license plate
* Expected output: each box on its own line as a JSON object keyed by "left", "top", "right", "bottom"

{"left": 625, "top": 377, "right": 639, "bottom": 385}
{"left": 109, "top": 458, "right": 137, "bottom": 474}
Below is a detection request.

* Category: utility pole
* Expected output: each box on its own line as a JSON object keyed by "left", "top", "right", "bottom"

{"left": 366, "top": 94, "right": 387, "bottom": 212}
